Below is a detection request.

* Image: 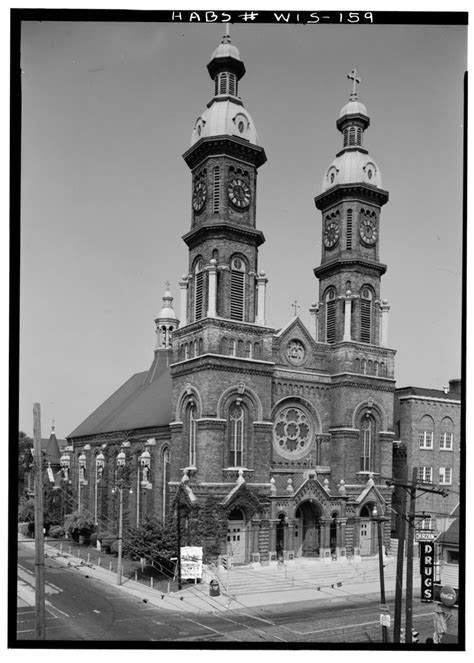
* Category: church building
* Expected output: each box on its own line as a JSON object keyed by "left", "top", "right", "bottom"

{"left": 67, "top": 33, "right": 397, "bottom": 564}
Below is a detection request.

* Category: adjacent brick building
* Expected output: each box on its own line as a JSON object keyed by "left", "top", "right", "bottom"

{"left": 67, "top": 34, "right": 403, "bottom": 563}
{"left": 393, "top": 380, "right": 461, "bottom": 535}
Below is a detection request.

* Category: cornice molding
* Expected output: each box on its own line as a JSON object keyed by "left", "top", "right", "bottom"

{"left": 314, "top": 256, "right": 387, "bottom": 279}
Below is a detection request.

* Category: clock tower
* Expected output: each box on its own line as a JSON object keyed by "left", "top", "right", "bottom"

{"left": 181, "top": 32, "right": 267, "bottom": 324}
{"left": 314, "top": 70, "right": 390, "bottom": 349}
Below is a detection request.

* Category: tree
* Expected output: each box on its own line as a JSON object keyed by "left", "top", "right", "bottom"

{"left": 64, "top": 509, "right": 96, "bottom": 542}
{"left": 125, "top": 516, "right": 177, "bottom": 575}
{"left": 18, "top": 431, "right": 33, "bottom": 496}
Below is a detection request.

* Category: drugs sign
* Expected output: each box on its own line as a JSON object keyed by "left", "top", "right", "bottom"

{"left": 420, "top": 541, "right": 435, "bottom": 602}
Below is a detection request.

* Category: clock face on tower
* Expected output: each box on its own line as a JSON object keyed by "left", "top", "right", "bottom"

{"left": 228, "top": 178, "right": 251, "bottom": 209}
{"left": 323, "top": 220, "right": 340, "bottom": 249}
{"left": 192, "top": 181, "right": 206, "bottom": 212}
{"left": 359, "top": 217, "right": 377, "bottom": 244}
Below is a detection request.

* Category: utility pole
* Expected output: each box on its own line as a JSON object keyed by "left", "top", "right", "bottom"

{"left": 393, "top": 465, "right": 407, "bottom": 643}
{"left": 176, "top": 503, "right": 182, "bottom": 590}
{"left": 405, "top": 466, "right": 418, "bottom": 643}
{"left": 117, "top": 486, "right": 123, "bottom": 585}
{"left": 373, "top": 506, "right": 389, "bottom": 643}
{"left": 33, "top": 403, "right": 45, "bottom": 640}
{"left": 388, "top": 467, "right": 448, "bottom": 645}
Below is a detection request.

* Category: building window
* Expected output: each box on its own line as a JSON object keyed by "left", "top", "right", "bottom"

{"left": 447, "top": 550, "right": 459, "bottom": 565}
{"left": 439, "top": 467, "right": 452, "bottom": 485}
{"left": 187, "top": 403, "right": 197, "bottom": 467}
{"left": 360, "top": 287, "right": 372, "bottom": 343}
{"left": 346, "top": 209, "right": 353, "bottom": 250}
{"left": 230, "top": 257, "right": 245, "bottom": 321}
{"left": 440, "top": 432, "right": 454, "bottom": 450}
{"left": 418, "top": 466, "right": 433, "bottom": 484}
{"left": 325, "top": 289, "right": 336, "bottom": 343}
{"left": 419, "top": 415, "right": 434, "bottom": 449}
{"left": 229, "top": 402, "right": 244, "bottom": 467}
{"left": 420, "top": 515, "right": 433, "bottom": 530}
{"left": 360, "top": 413, "right": 375, "bottom": 471}
{"left": 213, "top": 166, "right": 220, "bottom": 213}
{"left": 440, "top": 417, "right": 454, "bottom": 450}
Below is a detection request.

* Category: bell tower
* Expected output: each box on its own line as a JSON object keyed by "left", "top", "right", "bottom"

{"left": 314, "top": 70, "right": 390, "bottom": 350}
{"left": 181, "top": 31, "right": 267, "bottom": 324}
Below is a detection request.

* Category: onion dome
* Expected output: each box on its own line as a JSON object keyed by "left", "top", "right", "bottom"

{"left": 321, "top": 70, "right": 382, "bottom": 192}
{"left": 157, "top": 286, "right": 178, "bottom": 322}
{"left": 190, "top": 33, "right": 260, "bottom": 147}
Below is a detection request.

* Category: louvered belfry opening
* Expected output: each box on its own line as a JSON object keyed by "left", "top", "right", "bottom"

{"left": 346, "top": 209, "right": 353, "bottom": 250}
{"left": 360, "top": 288, "right": 372, "bottom": 343}
{"left": 194, "top": 260, "right": 208, "bottom": 321}
{"left": 326, "top": 290, "right": 336, "bottom": 343}
{"left": 230, "top": 257, "right": 245, "bottom": 321}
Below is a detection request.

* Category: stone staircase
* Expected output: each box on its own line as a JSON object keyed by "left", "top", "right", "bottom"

{"left": 208, "top": 554, "right": 401, "bottom": 601}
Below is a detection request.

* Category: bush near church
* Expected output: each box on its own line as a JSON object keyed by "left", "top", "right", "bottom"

{"left": 64, "top": 509, "right": 96, "bottom": 543}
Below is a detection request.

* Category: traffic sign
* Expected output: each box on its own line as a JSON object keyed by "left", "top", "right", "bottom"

{"left": 380, "top": 614, "right": 391, "bottom": 627}
{"left": 415, "top": 529, "right": 436, "bottom": 542}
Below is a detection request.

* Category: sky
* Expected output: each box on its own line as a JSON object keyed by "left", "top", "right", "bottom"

{"left": 16, "top": 11, "right": 466, "bottom": 440}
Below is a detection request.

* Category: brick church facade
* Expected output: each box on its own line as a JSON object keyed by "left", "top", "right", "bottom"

{"left": 68, "top": 34, "right": 398, "bottom": 564}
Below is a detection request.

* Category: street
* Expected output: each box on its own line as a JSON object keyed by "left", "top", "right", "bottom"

{"left": 16, "top": 542, "right": 447, "bottom": 644}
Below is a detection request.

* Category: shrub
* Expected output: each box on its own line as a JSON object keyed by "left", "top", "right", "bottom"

{"left": 64, "top": 510, "right": 96, "bottom": 538}
{"left": 49, "top": 525, "right": 65, "bottom": 538}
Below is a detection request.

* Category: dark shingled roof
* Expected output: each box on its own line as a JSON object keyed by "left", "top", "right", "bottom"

{"left": 67, "top": 351, "right": 172, "bottom": 438}
{"left": 437, "top": 517, "right": 459, "bottom": 546}
{"left": 396, "top": 386, "right": 461, "bottom": 401}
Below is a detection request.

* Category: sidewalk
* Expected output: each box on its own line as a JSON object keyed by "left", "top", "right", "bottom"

{"left": 27, "top": 537, "right": 404, "bottom": 614}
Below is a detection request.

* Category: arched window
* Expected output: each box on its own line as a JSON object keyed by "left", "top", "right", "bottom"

{"left": 229, "top": 402, "right": 244, "bottom": 467}
{"left": 194, "top": 259, "right": 207, "bottom": 321}
{"left": 440, "top": 417, "right": 454, "bottom": 451}
{"left": 229, "top": 338, "right": 236, "bottom": 356}
{"left": 360, "top": 287, "right": 373, "bottom": 343}
{"left": 237, "top": 339, "right": 244, "bottom": 356}
{"left": 230, "top": 257, "right": 245, "bottom": 321}
{"left": 360, "top": 413, "right": 375, "bottom": 471}
{"left": 187, "top": 403, "right": 197, "bottom": 467}
{"left": 162, "top": 448, "right": 170, "bottom": 520}
{"left": 219, "top": 72, "right": 228, "bottom": 95}
{"left": 253, "top": 342, "right": 260, "bottom": 359}
{"left": 220, "top": 337, "right": 229, "bottom": 355}
{"left": 245, "top": 341, "right": 252, "bottom": 358}
{"left": 419, "top": 415, "right": 434, "bottom": 449}
{"left": 213, "top": 166, "right": 220, "bottom": 213}
{"left": 325, "top": 289, "right": 336, "bottom": 343}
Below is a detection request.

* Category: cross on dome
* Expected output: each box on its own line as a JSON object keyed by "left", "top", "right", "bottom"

{"left": 347, "top": 69, "right": 361, "bottom": 100}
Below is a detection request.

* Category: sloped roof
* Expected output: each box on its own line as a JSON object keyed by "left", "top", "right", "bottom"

{"left": 437, "top": 517, "right": 459, "bottom": 546}
{"left": 396, "top": 386, "right": 461, "bottom": 401}
{"left": 40, "top": 434, "right": 62, "bottom": 464}
{"left": 67, "top": 351, "right": 172, "bottom": 438}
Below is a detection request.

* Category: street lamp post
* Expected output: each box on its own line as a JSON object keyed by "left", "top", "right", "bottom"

{"left": 95, "top": 452, "right": 105, "bottom": 526}
{"left": 78, "top": 452, "right": 87, "bottom": 511}
{"left": 372, "top": 505, "right": 389, "bottom": 643}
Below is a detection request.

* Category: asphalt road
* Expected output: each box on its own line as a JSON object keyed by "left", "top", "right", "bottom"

{"left": 15, "top": 542, "right": 450, "bottom": 645}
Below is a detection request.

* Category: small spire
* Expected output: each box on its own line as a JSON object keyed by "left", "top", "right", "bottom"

{"left": 223, "top": 23, "right": 231, "bottom": 43}
{"left": 347, "top": 69, "right": 361, "bottom": 100}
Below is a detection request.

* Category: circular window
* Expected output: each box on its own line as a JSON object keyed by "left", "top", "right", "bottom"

{"left": 238, "top": 121, "right": 245, "bottom": 133}
{"left": 367, "top": 169, "right": 373, "bottom": 180}
{"left": 273, "top": 404, "right": 314, "bottom": 460}
{"left": 233, "top": 257, "right": 243, "bottom": 270}
{"left": 286, "top": 339, "right": 306, "bottom": 365}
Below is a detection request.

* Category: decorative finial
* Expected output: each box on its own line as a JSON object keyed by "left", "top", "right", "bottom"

{"left": 347, "top": 69, "right": 361, "bottom": 100}
{"left": 165, "top": 280, "right": 171, "bottom": 291}
{"left": 286, "top": 477, "right": 294, "bottom": 495}
{"left": 51, "top": 417, "right": 55, "bottom": 433}
{"left": 270, "top": 477, "right": 277, "bottom": 495}
{"left": 237, "top": 468, "right": 245, "bottom": 484}
{"left": 223, "top": 23, "right": 231, "bottom": 43}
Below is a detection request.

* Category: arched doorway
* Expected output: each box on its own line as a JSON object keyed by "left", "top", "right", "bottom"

{"left": 295, "top": 500, "right": 323, "bottom": 557}
{"left": 226, "top": 508, "right": 246, "bottom": 564}
{"left": 359, "top": 503, "right": 376, "bottom": 556}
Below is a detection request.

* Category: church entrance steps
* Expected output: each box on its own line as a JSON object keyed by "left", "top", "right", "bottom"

{"left": 209, "top": 555, "right": 401, "bottom": 598}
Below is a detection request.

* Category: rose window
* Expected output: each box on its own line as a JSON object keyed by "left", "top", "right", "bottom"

{"left": 273, "top": 405, "right": 314, "bottom": 460}
{"left": 286, "top": 339, "right": 306, "bottom": 365}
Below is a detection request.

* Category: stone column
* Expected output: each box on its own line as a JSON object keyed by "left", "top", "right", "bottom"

{"left": 343, "top": 290, "right": 352, "bottom": 341}
{"left": 179, "top": 276, "right": 188, "bottom": 326}
{"left": 255, "top": 271, "right": 268, "bottom": 325}
{"left": 309, "top": 303, "right": 319, "bottom": 341}
{"left": 379, "top": 299, "right": 390, "bottom": 347}
{"left": 207, "top": 259, "right": 217, "bottom": 318}
{"left": 337, "top": 518, "right": 347, "bottom": 561}
{"left": 353, "top": 516, "right": 362, "bottom": 559}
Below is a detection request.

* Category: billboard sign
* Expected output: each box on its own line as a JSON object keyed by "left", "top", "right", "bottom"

{"left": 420, "top": 541, "right": 435, "bottom": 602}
{"left": 180, "top": 546, "right": 203, "bottom": 581}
